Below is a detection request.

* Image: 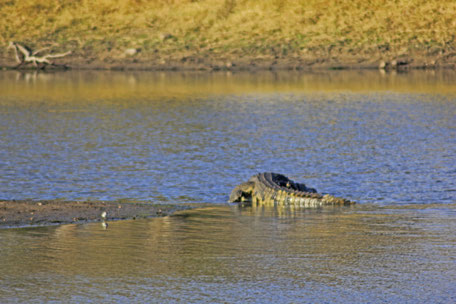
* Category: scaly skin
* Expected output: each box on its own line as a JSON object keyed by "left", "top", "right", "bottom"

{"left": 229, "top": 172, "right": 354, "bottom": 207}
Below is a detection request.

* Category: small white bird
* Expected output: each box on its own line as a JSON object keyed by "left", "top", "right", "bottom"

{"left": 101, "top": 221, "right": 108, "bottom": 230}
{"left": 101, "top": 211, "right": 107, "bottom": 219}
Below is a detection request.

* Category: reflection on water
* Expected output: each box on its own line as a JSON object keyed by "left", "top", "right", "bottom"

{"left": 0, "top": 71, "right": 455, "bottom": 204}
{"left": 1, "top": 70, "right": 456, "bottom": 103}
{"left": 1, "top": 205, "right": 455, "bottom": 303}
{"left": 0, "top": 70, "right": 455, "bottom": 302}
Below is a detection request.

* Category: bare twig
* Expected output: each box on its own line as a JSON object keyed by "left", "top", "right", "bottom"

{"left": 7, "top": 42, "right": 23, "bottom": 63}
{"left": 7, "top": 42, "right": 71, "bottom": 68}
{"left": 32, "top": 47, "right": 50, "bottom": 55}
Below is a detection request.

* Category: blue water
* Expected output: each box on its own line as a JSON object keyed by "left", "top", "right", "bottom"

{"left": 0, "top": 72, "right": 454, "bottom": 206}
{"left": 0, "top": 71, "right": 455, "bottom": 303}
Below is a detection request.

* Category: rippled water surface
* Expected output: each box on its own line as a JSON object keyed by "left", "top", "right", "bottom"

{"left": 1, "top": 205, "right": 456, "bottom": 303}
{"left": 0, "top": 70, "right": 455, "bottom": 303}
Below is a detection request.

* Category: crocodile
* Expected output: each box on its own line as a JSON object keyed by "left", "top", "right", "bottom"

{"left": 229, "top": 172, "right": 354, "bottom": 207}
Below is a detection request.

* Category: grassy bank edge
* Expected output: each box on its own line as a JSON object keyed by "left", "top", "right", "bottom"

{"left": 1, "top": 1, "right": 455, "bottom": 71}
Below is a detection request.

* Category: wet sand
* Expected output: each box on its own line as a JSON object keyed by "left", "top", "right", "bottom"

{"left": 0, "top": 200, "right": 207, "bottom": 228}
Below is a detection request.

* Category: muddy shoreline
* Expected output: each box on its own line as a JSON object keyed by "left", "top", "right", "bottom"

{"left": 1, "top": 52, "right": 456, "bottom": 71}
{"left": 0, "top": 200, "right": 209, "bottom": 229}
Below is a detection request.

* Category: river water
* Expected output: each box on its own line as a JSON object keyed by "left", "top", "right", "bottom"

{"left": 0, "top": 70, "right": 455, "bottom": 303}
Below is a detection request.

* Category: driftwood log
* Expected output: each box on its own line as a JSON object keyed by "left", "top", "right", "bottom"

{"left": 7, "top": 42, "right": 71, "bottom": 69}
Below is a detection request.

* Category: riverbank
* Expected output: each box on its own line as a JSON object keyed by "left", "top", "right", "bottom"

{"left": 0, "top": 200, "right": 207, "bottom": 228}
{"left": 2, "top": 50, "right": 455, "bottom": 71}
{"left": 1, "top": 0, "right": 455, "bottom": 71}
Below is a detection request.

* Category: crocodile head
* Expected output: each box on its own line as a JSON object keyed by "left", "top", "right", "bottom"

{"left": 228, "top": 181, "right": 255, "bottom": 203}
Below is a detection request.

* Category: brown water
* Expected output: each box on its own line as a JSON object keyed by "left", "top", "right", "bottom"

{"left": 1, "top": 205, "right": 456, "bottom": 303}
{"left": 0, "top": 70, "right": 455, "bottom": 303}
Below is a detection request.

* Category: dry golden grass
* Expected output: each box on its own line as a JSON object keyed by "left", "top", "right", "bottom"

{"left": 1, "top": 0, "right": 455, "bottom": 60}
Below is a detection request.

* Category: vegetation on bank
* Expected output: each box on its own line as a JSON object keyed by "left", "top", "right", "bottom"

{"left": 1, "top": 0, "right": 455, "bottom": 67}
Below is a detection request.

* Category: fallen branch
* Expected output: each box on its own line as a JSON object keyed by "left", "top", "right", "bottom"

{"left": 7, "top": 41, "right": 71, "bottom": 68}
